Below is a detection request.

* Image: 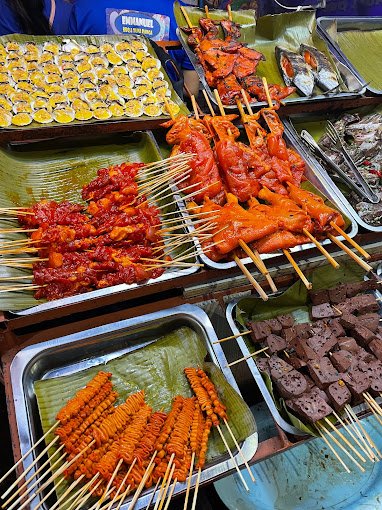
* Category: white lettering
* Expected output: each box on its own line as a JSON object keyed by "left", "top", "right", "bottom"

{"left": 121, "top": 15, "right": 154, "bottom": 28}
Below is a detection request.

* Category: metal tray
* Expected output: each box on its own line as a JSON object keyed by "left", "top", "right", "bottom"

{"left": 317, "top": 17, "right": 382, "bottom": 96}
{"left": 0, "top": 131, "right": 198, "bottom": 315}
{"left": 9, "top": 304, "right": 258, "bottom": 510}
{"left": 176, "top": 26, "right": 365, "bottom": 111}
{"left": 284, "top": 112, "right": 382, "bottom": 233}
{"left": 176, "top": 126, "right": 358, "bottom": 270}
{"left": 225, "top": 285, "right": 382, "bottom": 436}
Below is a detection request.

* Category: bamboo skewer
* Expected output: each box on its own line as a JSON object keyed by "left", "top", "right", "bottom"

{"left": 345, "top": 405, "right": 382, "bottom": 458}
{"left": 95, "top": 458, "right": 124, "bottom": 510}
{"left": 212, "top": 330, "right": 251, "bottom": 344}
{"left": 190, "top": 467, "right": 201, "bottom": 510}
{"left": 234, "top": 255, "right": 268, "bottom": 300}
{"left": 0, "top": 421, "right": 60, "bottom": 486}
{"left": 238, "top": 240, "right": 278, "bottom": 292}
{"left": 145, "top": 477, "right": 162, "bottom": 510}
{"left": 67, "top": 474, "right": 102, "bottom": 510}
{"left": 183, "top": 451, "right": 195, "bottom": 510}
{"left": 226, "top": 346, "right": 270, "bottom": 367}
{"left": 364, "top": 398, "right": 382, "bottom": 427}
{"left": 330, "top": 222, "right": 371, "bottom": 259}
{"left": 216, "top": 424, "right": 249, "bottom": 491}
{"left": 331, "top": 411, "right": 374, "bottom": 462}
{"left": 282, "top": 249, "right": 312, "bottom": 289}
{"left": 302, "top": 229, "right": 339, "bottom": 269}
{"left": 223, "top": 418, "right": 256, "bottom": 482}
{"left": 32, "top": 473, "right": 67, "bottom": 510}
{"left": 323, "top": 417, "right": 366, "bottom": 463}
{"left": 157, "top": 464, "right": 176, "bottom": 510}
{"left": 316, "top": 426, "right": 350, "bottom": 473}
{"left": 48, "top": 474, "right": 86, "bottom": 510}
{"left": 163, "top": 478, "right": 177, "bottom": 510}
{"left": 343, "top": 414, "right": 377, "bottom": 462}
{"left": 328, "top": 234, "right": 372, "bottom": 272}
{"left": 127, "top": 451, "right": 158, "bottom": 510}
{"left": 180, "top": 5, "right": 194, "bottom": 29}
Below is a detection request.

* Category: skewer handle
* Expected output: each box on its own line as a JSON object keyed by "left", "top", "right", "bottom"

{"left": 328, "top": 234, "right": 372, "bottom": 272}
{"left": 234, "top": 256, "right": 268, "bottom": 301}
{"left": 282, "top": 250, "right": 312, "bottom": 290}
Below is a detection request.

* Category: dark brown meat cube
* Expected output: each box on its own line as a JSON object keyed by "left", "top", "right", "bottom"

{"left": 282, "top": 327, "right": 298, "bottom": 344}
{"left": 275, "top": 369, "right": 308, "bottom": 399}
{"left": 376, "top": 327, "right": 382, "bottom": 340}
{"left": 290, "top": 338, "right": 319, "bottom": 362}
{"left": 345, "top": 280, "right": 377, "bottom": 297}
{"left": 295, "top": 323, "right": 312, "bottom": 339}
{"left": 327, "top": 318, "right": 346, "bottom": 338}
{"left": 264, "top": 318, "right": 283, "bottom": 334}
{"left": 309, "top": 289, "right": 330, "bottom": 305}
{"left": 369, "top": 338, "right": 382, "bottom": 361}
{"left": 326, "top": 381, "right": 351, "bottom": 411}
{"left": 358, "top": 313, "right": 381, "bottom": 333}
{"left": 248, "top": 321, "right": 272, "bottom": 343}
{"left": 311, "top": 303, "right": 337, "bottom": 320}
{"left": 310, "top": 321, "right": 334, "bottom": 340}
{"left": 337, "top": 336, "right": 359, "bottom": 353}
{"left": 351, "top": 325, "right": 376, "bottom": 346}
{"left": 309, "top": 385, "right": 330, "bottom": 403}
{"left": 278, "top": 314, "right": 295, "bottom": 328}
{"left": 342, "top": 370, "right": 370, "bottom": 403}
{"left": 328, "top": 284, "right": 347, "bottom": 305}
{"left": 286, "top": 391, "right": 334, "bottom": 424}
{"left": 256, "top": 357, "right": 270, "bottom": 376}
{"left": 307, "top": 334, "right": 338, "bottom": 358}
{"left": 354, "top": 347, "right": 376, "bottom": 364}
{"left": 370, "top": 376, "right": 382, "bottom": 395}
{"left": 340, "top": 313, "right": 358, "bottom": 330}
{"left": 307, "top": 357, "right": 340, "bottom": 389}
{"left": 351, "top": 295, "right": 379, "bottom": 315}
{"left": 330, "top": 350, "right": 353, "bottom": 373}
{"left": 268, "top": 355, "right": 293, "bottom": 380}
{"left": 288, "top": 356, "right": 307, "bottom": 370}
{"left": 265, "top": 334, "right": 287, "bottom": 354}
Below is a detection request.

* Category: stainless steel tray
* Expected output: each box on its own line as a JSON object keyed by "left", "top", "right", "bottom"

{"left": 284, "top": 115, "right": 382, "bottom": 233}
{"left": 176, "top": 25, "right": 365, "bottom": 110}
{"left": 1, "top": 131, "right": 199, "bottom": 316}
{"left": 225, "top": 286, "right": 382, "bottom": 436}
{"left": 176, "top": 127, "right": 358, "bottom": 270}
{"left": 9, "top": 304, "right": 258, "bottom": 510}
{"left": 317, "top": 17, "right": 382, "bottom": 96}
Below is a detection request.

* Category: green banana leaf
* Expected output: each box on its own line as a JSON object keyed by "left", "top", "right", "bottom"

{"left": 34, "top": 326, "right": 256, "bottom": 506}
{"left": 173, "top": 5, "right": 344, "bottom": 99}
{"left": 0, "top": 33, "right": 188, "bottom": 131}
{"left": 235, "top": 260, "right": 367, "bottom": 435}
{"left": 0, "top": 132, "right": 195, "bottom": 311}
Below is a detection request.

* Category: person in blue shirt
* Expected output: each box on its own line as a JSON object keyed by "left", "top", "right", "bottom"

{"left": 0, "top": 0, "right": 74, "bottom": 36}
{"left": 68, "top": 0, "right": 200, "bottom": 96}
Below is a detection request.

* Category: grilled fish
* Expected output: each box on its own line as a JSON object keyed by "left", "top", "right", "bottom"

{"left": 300, "top": 44, "right": 339, "bottom": 92}
{"left": 275, "top": 46, "right": 315, "bottom": 97}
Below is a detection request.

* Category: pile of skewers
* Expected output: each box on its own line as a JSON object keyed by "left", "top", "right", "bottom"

{"left": 160, "top": 83, "right": 372, "bottom": 298}
{"left": 180, "top": 6, "right": 295, "bottom": 105}
{"left": 0, "top": 153, "right": 200, "bottom": 301}
{"left": 1, "top": 368, "right": 255, "bottom": 510}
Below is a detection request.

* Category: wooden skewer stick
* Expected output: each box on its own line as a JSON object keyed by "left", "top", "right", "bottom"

{"left": 95, "top": 458, "right": 124, "bottom": 510}
{"left": 302, "top": 229, "right": 339, "bottom": 269}
{"left": 227, "top": 3, "right": 233, "bottom": 20}
{"left": 262, "top": 76, "right": 274, "bottom": 110}
{"left": 331, "top": 411, "right": 374, "bottom": 462}
{"left": 157, "top": 463, "right": 176, "bottom": 510}
{"left": 365, "top": 392, "right": 382, "bottom": 414}
{"left": 212, "top": 330, "right": 251, "bottom": 344}
{"left": 282, "top": 249, "right": 312, "bottom": 289}
{"left": 153, "top": 454, "right": 175, "bottom": 510}
{"left": 364, "top": 397, "right": 382, "bottom": 427}
{"left": 183, "top": 451, "right": 195, "bottom": 510}
{"left": 315, "top": 426, "right": 350, "bottom": 473}
{"left": 3, "top": 444, "right": 66, "bottom": 509}
{"left": 190, "top": 467, "right": 202, "bottom": 510}
{"left": 0, "top": 421, "right": 59, "bottom": 486}
{"left": 42, "top": 474, "right": 85, "bottom": 510}
{"left": 127, "top": 450, "right": 158, "bottom": 510}
{"left": 1, "top": 435, "right": 60, "bottom": 500}
{"left": 66, "top": 474, "right": 102, "bottom": 510}
{"left": 163, "top": 477, "right": 177, "bottom": 510}
{"left": 227, "top": 346, "right": 269, "bottom": 367}
{"left": 238, "top": 240, "right": 278, "bottom": 292}
{"left": 345, "top": 405, "right": 382, "bottom": 458}
{"left": 330, "top": 222, "right": 371, "bottom": 259}
{"left": 323, "top": 417, "right": 366, "bottom": 463}
{"left": 202, "top": 89, "right": 215, "bottom": 116}
{"left": 144, "top": 477, "right": 162, "bottom": 510}
{"left": 31, "top": 472, "right": 67, "bottom": 510}
{"left": 343, "top": 415, "right": 376, "bottom": 463}
{"left": 317, "top": 422, "right": 365, "bottom": 471}
{"left": 328, "top": 234, "right": 372, "bottom": 272}
{"left": 234, "top": 255, "right": 268, "bottom": 300}
{"left": 223, "top": 418, "right": 256, "bottom": 482}
{"left": 180, "top": 5, "right": 194, "bottom": 28}
{"left": 344, "top": 407, "right": 379, "bottom": 461}
{"left": 216, "top": 424, "right": 249, "bottom": 491}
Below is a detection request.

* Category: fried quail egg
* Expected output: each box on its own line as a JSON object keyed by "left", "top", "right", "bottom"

{"left": 43, "top": 42, "right": 60, "bottom": 55}
{"left": 6, "top": 41, "right": 20, "bottom": 53}
{"left": 112, "top": 66, "right": 128, "bottom": 76}
{"left": 33, "top": 109, "right": 53, "bottom": 124}
{"left": 84, "top": 45, "right": 99, "bottom": 54}
{"left": 90, "top": 56, "right": 108, "bottom": 68}
{"left": 67, "top": 90, "right": 82, "bottom": 102}
{"left": 141, "top": 56, "right": 160, "bottom": 71}
{"left": 95, "top": 68, "right": 110, "bottom": 81}
{"left": 100, "top": 43, "right": 113, "bottom": 54}
{"left": 93, "top": 107, "right": 112, "bottom": 120}
{"left": 115, "top": 74, "right": 132, "bottom": 87}
{"left": 39, "top": 52, "right": 54, "bottom": 64}
{"left": 53, "top": 107, "right": 75, "bottom": 123}
{"left": 120, "top": 51, "right": 135, "bottom": 63}
{"left": 0, "top": 97, "right": 12, "bottom": 111}
{"left": 10, "top": 90, "right": 29, "bottom": 102}
{"left": 118, "top": 86, "right": 135, "bottom": 99}
{"left": 143, "top": 103, "right": 162, "bottom": 117}
{"left": 16, "top": 81, "right": 34, "bottom": 92}
{"left": 26, "top": 61, "right": 39, "bottom": 71}
{"left": 106, "top": 52, "right": 123, "bottom": 66}
{"left": 108, "top": 102, "right": 124, "bottom": 117}
{"left": 78, "top": 80, "right": 97, "bottom": 92}
{"left": 13, "top": 102, "right": 32, "bottom": 114}
{"left": 12, "top": 112, "right": 32, "bottom": 126}
{"left": 130, "top": 39, "right": 147, "bottom": 53}
{"left": 0, "top": 109, "right": 12, "bottom": 127}
{"left": 76, "top": 61, "right": 92, "bottom": 74}
{"left": 124, "top": 99, "right": 143, "bottom": 117}
{"left": 75, "top": 109, "right": 93, "bottom": 121}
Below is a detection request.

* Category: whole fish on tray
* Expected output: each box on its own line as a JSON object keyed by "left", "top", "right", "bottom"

{"left": 300, "top": 44, "right": 340, "bottom": 92}
{"left": 275, "top": 46, "right": 315, "bottom": 97}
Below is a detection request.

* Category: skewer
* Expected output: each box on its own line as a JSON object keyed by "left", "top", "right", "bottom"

{"left": 234, "top": 255, "right": 268, "bottom": 300}
{"left": 45, "top": 474, "right": 86, "bottom": 510}
{"left": 190, "top": 467, "right": 201, "bottom": 510}
{"left": 315, "top": 426, "right": 350, "bottom": 473}
{"left": 153, "top": 454, "right": 175, "bottom": 510}
{"left": 330, "top": 222, "right": 371, "bottom": 259}
{"left": 316, "top": 422, "right": 365, "bottom": 472}
{"left": 223, "top": 418, "right": 256, "bottom": 482}
{"left": 227, "top": 3, "right": 233, "bottom": 21}
{"left": 0, "top": 229, "right": 37, "bottom": 234}
{"left": 0, "top": 421, "right": 59, "bottom": 486}
{"left": 328, "top": 234, "right": 372, "bottom": 272}
{"left": 302, "top": 229, "right": 339, "bottom": 269}
{"left": 183, "top": 451, "right": 195, "bottom": 510}
{"left": 364, "top": 393, "right": 382, "bottom": 416}
{"left": 216, "top": 424, "right": 249, "bottom": 491}
{"left": 145, "top": 477, "right": 162, "bottom": 510}
{"left": 262, "top": 76, "right": 274, "bottom": 110}
{"left": 180, "top": 5, "right": 194, "bottom": 29}
{"left": 163, "top": 477, "right": 177, "bottom": 510}
{"left": 345, "top": 405, "right": 382, "bottom": 458}
{"left": 138, "top": 165, "right": 191, "bottom": 196}
{"left": 212, "top": 330, "right": 251, "bottom": 344}
{"left": 226, "top": 346, "right": 269, "bottom": 367}
{"left": 202, "top": 89, "right": 215, "bottom": 116}
{"left": 127, "top": 451, "right": 158, "bottom": 510}
{"left": 364, "top": 397, "right": 382, "bottom": 427}
{"left": 32, "top": 472, "right": 67, "bottom": 510}
{"left": 331, "top": 411, "right": 374, "bottom": 462}
{"left": 323, "top": 417, "right": 366, "bottom": 463}
{"left": 282, "top": 249, "right": 312, "bottom": 289}
{"left": 157, "top": 464, "right": 176, "bottom": 510}
{"left": 238, "top": 240, "right": 278, "bottom": 292}
{"left": 343, "top": 414, "right": 377, "bottom": 462}
{"left": 0, "top": 285, "right": 44, "bottom": 293}
{"left": 95, "top": 458, "right": 124, "bottom": 510}
{"left": 67, "top": 476, "right": 103, "bottom": 510}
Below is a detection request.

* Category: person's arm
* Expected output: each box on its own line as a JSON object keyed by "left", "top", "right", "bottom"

{"left": 183, "top": 69, "right": 200, "bottom": 97}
